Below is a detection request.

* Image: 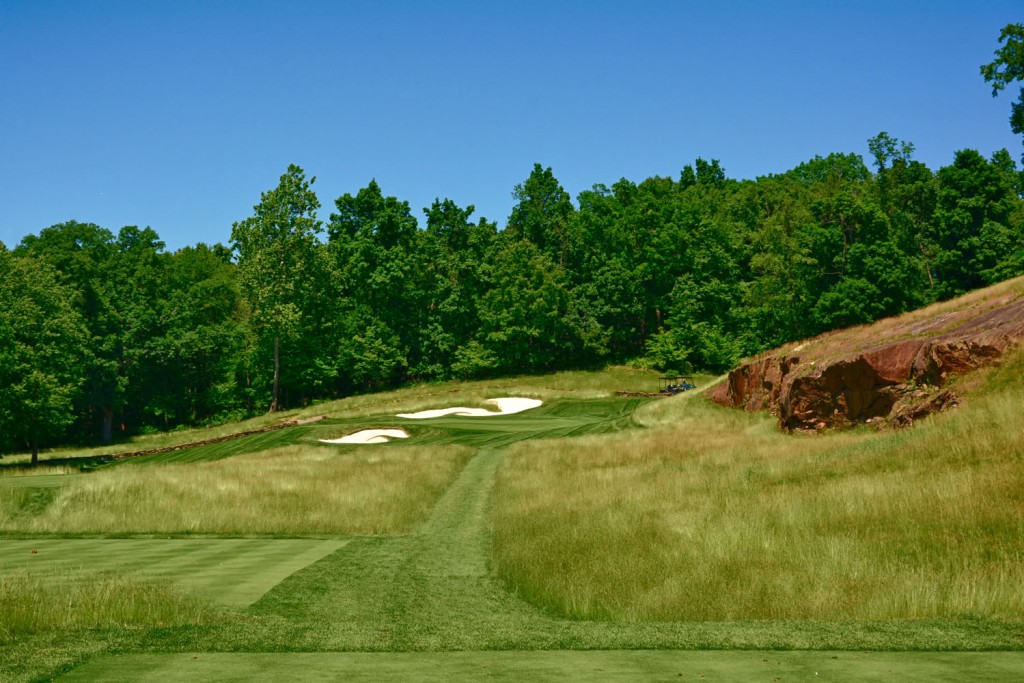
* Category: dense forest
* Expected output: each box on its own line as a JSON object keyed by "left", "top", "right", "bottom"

{"left": 3, "top": 130, "right": 1024, "bottom": 459}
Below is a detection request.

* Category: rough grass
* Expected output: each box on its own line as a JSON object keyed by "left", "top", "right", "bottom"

{"left": 491, "top": 353, "right": 1024, "bottom": 622}
{"left": 0, "top": 569, "right": 220, "bottom": 642}
{"left": 1, "top": 444, "right": 474, "bottom": 535}
{"left": 761, "top": 275, "right": 1024, "bottom": 364}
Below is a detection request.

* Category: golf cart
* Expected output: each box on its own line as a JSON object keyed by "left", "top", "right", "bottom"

{"left": 659, "top": 375, "right": 696, "bottom": 395}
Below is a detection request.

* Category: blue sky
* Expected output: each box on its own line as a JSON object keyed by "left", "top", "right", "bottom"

{"left": 1, "top": 0, "right": 1021, "bottom": 251}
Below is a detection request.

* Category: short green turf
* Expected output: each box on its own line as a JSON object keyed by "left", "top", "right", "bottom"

{"left": 0, "top": 538, "right": 345, "bottom": 608}
{"left": 58, "top": 651, "right": 1024, "bottom": 682}
{"left": 0, "top": 473, "right": 80, "bottom": 488}
{"left": 121, "top": 397, "right": 651, "bottom": 464}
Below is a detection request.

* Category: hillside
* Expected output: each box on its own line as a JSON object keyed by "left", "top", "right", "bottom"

{"left": 710, "top": 276, "right": 1024, "bottom": 430}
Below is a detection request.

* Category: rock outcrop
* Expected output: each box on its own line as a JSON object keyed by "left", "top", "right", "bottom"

{"left": 710, "top": 279, "right": 1024, "bottom": 430}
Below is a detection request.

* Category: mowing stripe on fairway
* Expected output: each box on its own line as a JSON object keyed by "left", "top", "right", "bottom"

{"left": 0, "top": 473, "right": 79, "bottom": 489}
{"left": 58, "top": 651, "right": 1024, "bottom": 682}
{"left": 0, "top": 538, "right": 346, "bottom": 608}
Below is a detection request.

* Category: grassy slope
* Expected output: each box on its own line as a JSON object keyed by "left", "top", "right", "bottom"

{"left": 1, "top": 363, "right": 1022, "bottom": 680}
{"left": 1, "top": 366, "right": 661, "bottom": 467}
{"left": 491, "top": 351, "right": 1024, "bottom": 622}
{"left": 755, "top": 274, "right": 1024, "bottom": 366}
{"left": 1, "top": 445, "right": 474, "bottom": 535}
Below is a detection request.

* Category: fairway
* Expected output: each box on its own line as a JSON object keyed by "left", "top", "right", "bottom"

{"left": 0, "top": 538, "right": 346, "bottom": 607}
{"left": 0, "top": 473, "right": 80, "bottom": 489}
{"left": 58, "top": 651, "right": 1024, "bottom": 682}
{"left": 123, "top": 397, "right": 653, "bottom": 463}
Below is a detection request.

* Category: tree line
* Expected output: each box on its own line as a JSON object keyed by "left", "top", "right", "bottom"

{"left": 3, "top": 131, "right": 1023, "bottom": 460}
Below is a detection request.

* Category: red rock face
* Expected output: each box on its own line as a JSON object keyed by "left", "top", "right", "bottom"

{"left": 712, "top": 286, "right": 1024, "bottom": 430}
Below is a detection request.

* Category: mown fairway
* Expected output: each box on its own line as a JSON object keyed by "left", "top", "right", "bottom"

{"left": 1, "top": 367, "right": 1022, "bottom": 681}
{"left": 0, "top": 538, "right": 345, "bottom": 608}
{"left": 60, "top": 651, "right": 1024, "bottom": 682}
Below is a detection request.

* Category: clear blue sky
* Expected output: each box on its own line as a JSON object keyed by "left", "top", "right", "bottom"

{"left": 1, "top": 0, "right": 1020, "bottom": 251}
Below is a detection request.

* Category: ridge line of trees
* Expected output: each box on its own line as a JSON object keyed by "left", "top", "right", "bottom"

{"left": 3, "top": 133, "right": 1023, "bottom": 456}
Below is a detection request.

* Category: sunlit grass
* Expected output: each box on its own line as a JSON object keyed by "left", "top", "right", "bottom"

{"left": 0, "top": 569, "right": 221, "bottom": 642}
{"left": 1, "top": 444, "right": 474, "bottom": 535}
{"left": 491, "top": 352, "right": 1024, "bottom": 622}
{"left": 0, "top": 466, "right": 76, "bottom": 478}
{"left": 6, "top": 366, "right": 662, "bottom": 467}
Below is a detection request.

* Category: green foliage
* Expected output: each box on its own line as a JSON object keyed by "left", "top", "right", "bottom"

{"left": 931, "top": 149, "right": 1024, "bottom": 296}
{"left": 6, "top": 136, "right": 1024, "bottom": 452}
{"left": 507, "top": 164, "right": 577, "bottom": 267}
{"left": 981, "top": 23, "right": 1024, "bottom": 157}
{"left": 231, "top": 165, "right": 323, "bottom": 411}
{"left": 0, "top": 251, "right": 88, "bottom": 461}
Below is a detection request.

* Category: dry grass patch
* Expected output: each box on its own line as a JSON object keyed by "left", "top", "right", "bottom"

{"left": 492, "top": 362, "right": 1024, "bottom": 622}
{"left": 0, "top": 569, "right": 219, "bottom": 642}
{"left": 2, "top": 444, "right": 474, "bottom": 535}
{"left": 763, "top": 275, "right": 1024, "bottom": 364}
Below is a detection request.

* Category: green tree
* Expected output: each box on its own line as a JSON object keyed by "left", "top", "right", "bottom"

{"left": 419, "top": 198, "right": 496, "bottom": 377}
{"left": 474, "top": 239, "right": 577, "bottom": 374}
{"left": 327, "top": 180, "right": 425, "bottom": 388}
{"left": 981, "top": 23, "right": 1024, "bottom": 160}
{"left": 932, "top": 149, "right": 1024, "bottom": 296}
{"left": 730, "top": 175, "right": 818, "bottom": 350}
{"left": 16, "top": 221, "right": 121, "bottom": 442}
{"left": 147, "top": 244, "right": 244, "bottom": 425}
{"left": 507, "top": 164, "right": 577, "bottom": 268}
{"left": 0, "top": 249, "right": 88, "bottom": 463}
{"left": 231, "top": 164, "right": 322, "bottom": 412}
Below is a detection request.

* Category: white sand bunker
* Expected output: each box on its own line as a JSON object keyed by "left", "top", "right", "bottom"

{"left": 397, "top": 397, "right": 543, "bottom": 420}
{"left": 319, "top": 429, "right": 410, "bottom": 445}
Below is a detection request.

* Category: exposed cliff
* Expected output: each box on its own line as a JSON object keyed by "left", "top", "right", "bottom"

{"left": 709, "top": 277, "right": 1024, "bottom": 430}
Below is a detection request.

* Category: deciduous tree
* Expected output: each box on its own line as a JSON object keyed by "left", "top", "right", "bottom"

{"left": 231, "top": 164, "right": 322, "bottom": 412}
{"left": 0, "top": 249, "right": 88, "bottom": 463}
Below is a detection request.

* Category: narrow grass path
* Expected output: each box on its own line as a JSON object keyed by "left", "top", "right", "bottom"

{"left": 215, "top": 447, "right": 556, "bottom": 651}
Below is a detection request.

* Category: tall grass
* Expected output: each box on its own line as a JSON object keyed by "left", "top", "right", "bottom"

{"left": 0, "top": 569, "right": 219, "bottom": 642}
{"left": 491, "top": 354, "right": 1024, "bottom": 622}
{"left": 2, "top": 444, "right": 474, "bottom": 535}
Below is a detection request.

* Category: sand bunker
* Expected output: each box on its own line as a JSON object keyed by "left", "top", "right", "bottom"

{"left": 396, "top": 397, "right": 543, "bottom": 420}
{"left": 319, "top": 429, "right": 410, "bottom": 445}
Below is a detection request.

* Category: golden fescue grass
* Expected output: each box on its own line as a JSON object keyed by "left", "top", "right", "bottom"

{"left": 491, "top": 355, "right": 1024, "bottom": 622}
{"left": 760, "top": 274, "right": 1024, "bottom": 364}
{"left": 0, "top": 569, "right": 219, "bottom": 641}
{"left": 2, "top": 444, "right": 474, "bottom": 536}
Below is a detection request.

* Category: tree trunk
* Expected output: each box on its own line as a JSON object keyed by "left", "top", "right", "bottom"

{"left": 101, "top": 407, "right": 114, "bottom": 444}
{"left": 269, "top": 335, "right": 281, "bottom": 413}
{"left": 31, "top": 438, "right": 39, "bottom": 467}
